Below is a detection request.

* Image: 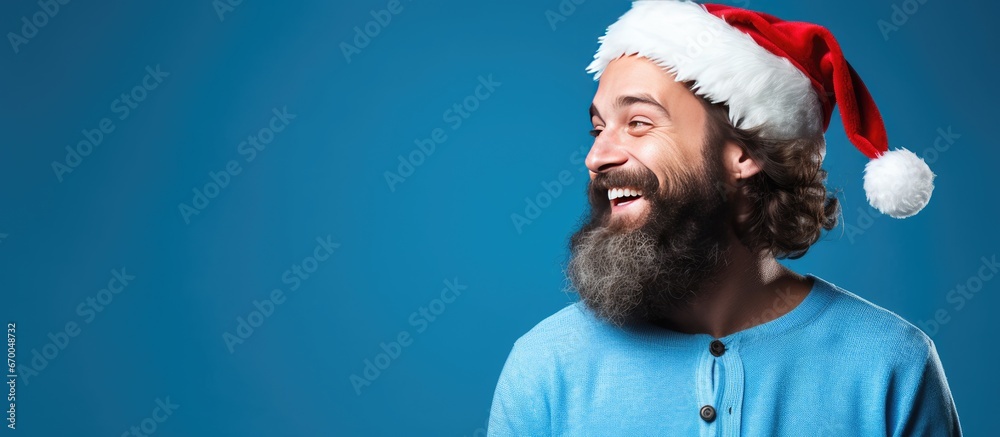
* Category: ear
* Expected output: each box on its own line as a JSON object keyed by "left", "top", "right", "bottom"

{"left": 720, "top": 140, "right": 762, "bottom": 184}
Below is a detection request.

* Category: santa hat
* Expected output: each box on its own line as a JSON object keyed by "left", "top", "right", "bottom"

{"left": 586, "top": 0, "right": 934, "bottom": 219}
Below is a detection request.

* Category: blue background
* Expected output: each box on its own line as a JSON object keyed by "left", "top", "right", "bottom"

{"left": 1, "top": 0, "right": 996, "bottom": 435}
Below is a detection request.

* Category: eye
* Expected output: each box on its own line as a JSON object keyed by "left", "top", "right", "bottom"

{"left": 628, "top": 120, "right": 652, "bottom": 131}
{"left": 589, "top": 128, "right": 603, "bottom": 138}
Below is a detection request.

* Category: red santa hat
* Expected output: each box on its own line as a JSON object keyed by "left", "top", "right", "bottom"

{"left": 586, "top": 0, "right": 934, "bottom": 219}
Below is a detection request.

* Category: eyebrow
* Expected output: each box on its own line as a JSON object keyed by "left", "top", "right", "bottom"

{"left": 590, "top": 93, "right": 671, "bottom": 120}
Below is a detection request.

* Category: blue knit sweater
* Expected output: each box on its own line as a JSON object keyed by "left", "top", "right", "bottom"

{"left": 488, "top": 275, "right": 962, "bottom": 436}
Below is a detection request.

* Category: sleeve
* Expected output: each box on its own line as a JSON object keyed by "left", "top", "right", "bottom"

{"left": 487, "top": 340, "right": 551, "bottom": 436}
{"left": 888, "top": 338, "right": 963, "bottom": 437}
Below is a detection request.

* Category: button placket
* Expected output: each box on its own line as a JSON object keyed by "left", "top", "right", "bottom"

{"left": 718, "top": 339, "right": 745, "bottom": 436}
{"left": 688, "top": 336, "right": 725, "bottom": 437}
{"left": 696, "top": 339, "right": 725, "bottom": 435}
{"left": 700, "top": 404, "right": 717, "bottom": 422}
{"left": 710, "top": 339, "right": 726, "bottom": 357}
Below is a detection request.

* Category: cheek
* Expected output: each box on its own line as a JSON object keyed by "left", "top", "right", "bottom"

{"left": 636, "top": 131, "right": 702, "bottom": 192}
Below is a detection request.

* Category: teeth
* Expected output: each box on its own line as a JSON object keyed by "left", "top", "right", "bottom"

{"left": 607, "top": 187, "right": 644, "bottom": 200}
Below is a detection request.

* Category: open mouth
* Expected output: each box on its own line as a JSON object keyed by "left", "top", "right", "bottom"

{"left": 608, "top": 187, "right": 644, "bottom": 208}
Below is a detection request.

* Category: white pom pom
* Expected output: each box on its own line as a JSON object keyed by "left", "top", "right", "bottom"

{"left": 863, "top": 148, "right": 935, "bottom": 219}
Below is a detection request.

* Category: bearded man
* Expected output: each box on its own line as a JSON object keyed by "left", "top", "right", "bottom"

{"left": 488, "top": 1, "right": 961, "bottom": 435}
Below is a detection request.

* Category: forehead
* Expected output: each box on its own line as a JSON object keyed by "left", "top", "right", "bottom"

{"left": 592, "top": 55, "right": 692, "bottom": 108}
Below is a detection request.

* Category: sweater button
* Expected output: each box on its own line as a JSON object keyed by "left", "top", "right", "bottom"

{"left": 709, "top": 340, "right": 726, "bottom": 357}
{"left": 700, "top": 405, "right": 716, "bottom": 422}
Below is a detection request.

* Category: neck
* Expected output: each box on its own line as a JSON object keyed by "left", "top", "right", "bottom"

{"left": 652, "top": 242, "right": 813, "bottom": 338}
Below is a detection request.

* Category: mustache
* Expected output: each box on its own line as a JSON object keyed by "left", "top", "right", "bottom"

{"left": 587, "top": 165, "right": 661, "bottom": 207}
{"left": 590, "top": 165, "right": 660, "bottom": 193}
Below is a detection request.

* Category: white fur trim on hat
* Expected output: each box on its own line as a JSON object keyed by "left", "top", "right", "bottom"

{"left": 586, "top": 0, "right": 823, "bottom": 142}
{"left": 863, "top": 148, "right": 935, "bottom": 219}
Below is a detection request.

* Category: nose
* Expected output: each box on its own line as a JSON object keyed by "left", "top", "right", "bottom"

{"left": 585, "top": 131, "right": 629, "bottom": 174}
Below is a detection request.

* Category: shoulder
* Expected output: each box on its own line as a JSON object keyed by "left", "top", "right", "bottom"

{"left": 509, "top": 301, "right": 609, "bottom": 366}
{"left": 510, "top": 301, "right": 596, "bottom": 356}
{"left": 810, "top": 275, "right": 934, "bottom": 363}
{"left": 814, "top": 278, "right": 965, "bottom": 435}
{"left": 492, "top": 305, "right": 600, "bottom": 434}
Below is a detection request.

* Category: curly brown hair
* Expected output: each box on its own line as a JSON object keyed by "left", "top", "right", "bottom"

{"left": 700, "top": 97, "right": 840, "bottom": 260}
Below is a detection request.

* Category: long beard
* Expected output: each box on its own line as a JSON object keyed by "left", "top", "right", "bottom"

{"left": 566, "top": 159, "right": 731, "bottom": 327}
